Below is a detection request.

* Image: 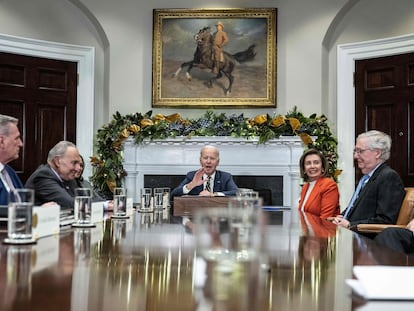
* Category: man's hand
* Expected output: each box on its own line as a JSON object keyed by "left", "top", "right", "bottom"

{"left": 406, "top": 218, "right": 414, "bottom": 231}
{"left": 332, "top": 214, "right": 351, "bottom": 228}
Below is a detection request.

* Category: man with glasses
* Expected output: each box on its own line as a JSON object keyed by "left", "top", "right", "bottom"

{"left": 332, "top": 130, "right": 405, "bottom": 230}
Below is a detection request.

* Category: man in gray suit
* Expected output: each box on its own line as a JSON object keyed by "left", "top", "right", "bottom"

{"left": 25, "top": 141, "right": 81, "bottom": 210}
{"left": 332, "top": 130, "right": 405, "bottom": 230}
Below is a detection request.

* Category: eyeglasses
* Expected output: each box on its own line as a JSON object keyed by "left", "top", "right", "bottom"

{"left": 353, "top": 148, "right": 370, "bottom": 155}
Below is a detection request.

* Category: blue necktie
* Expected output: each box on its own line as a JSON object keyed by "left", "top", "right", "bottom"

{"left": 343, "top": 175, "right": 369, "bottom": 219}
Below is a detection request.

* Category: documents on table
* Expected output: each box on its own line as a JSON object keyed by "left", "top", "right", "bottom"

{"left": 346, "top": 265, "right": 414, "bottom": 300}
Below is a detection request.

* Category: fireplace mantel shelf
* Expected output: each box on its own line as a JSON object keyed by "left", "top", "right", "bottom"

{"left": 123, "top": 136, "right": 306, "bottom": 209}
{"left": 135, "top": 136, "right": 305, "bottom": 146}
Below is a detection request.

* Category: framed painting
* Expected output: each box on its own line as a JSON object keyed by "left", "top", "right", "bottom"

{"left": 152, "top": 8, "right": 277, "bottom": 108}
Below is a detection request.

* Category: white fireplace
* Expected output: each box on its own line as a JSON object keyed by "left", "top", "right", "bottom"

{"left": 123, "top": 136, "right": 306, "bottom": 209}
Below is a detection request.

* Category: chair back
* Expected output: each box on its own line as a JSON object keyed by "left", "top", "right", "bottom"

{"left": 396, "top": 187, "right": 414, "bottom": 225}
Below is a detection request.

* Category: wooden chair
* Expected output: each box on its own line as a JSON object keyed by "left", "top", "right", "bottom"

{"left": 356, "top": 187, "right": 414, "bottom": 234}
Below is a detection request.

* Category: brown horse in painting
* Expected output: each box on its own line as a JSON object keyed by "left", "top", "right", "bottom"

{"left": 172, "top": 27, "right": 256, "bottom": 95}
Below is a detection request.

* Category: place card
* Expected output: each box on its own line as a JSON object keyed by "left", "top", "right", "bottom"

{"left": 91, "top": 201, "right": 104, "bottom": 223}
{"left": 127, "top": 197, "right": 134, "bottom": 215}
{"left": 32, "top": 204, "right": 60, "bottom": 240}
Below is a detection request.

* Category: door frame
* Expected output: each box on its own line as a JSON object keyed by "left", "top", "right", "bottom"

{"left": 0, "top": 33, "right": 95, "bottom": 178}
{"left": 337, "top": 33, "right": 414, "bottom": 208}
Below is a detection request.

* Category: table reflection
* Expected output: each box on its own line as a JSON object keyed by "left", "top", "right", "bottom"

{"left": 0, "top": 209, "right": 413, "bottom": 311}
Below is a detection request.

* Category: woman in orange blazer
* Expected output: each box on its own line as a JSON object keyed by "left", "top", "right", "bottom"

{"left": 298, "top": 148, "right": 340, "bottom": 219}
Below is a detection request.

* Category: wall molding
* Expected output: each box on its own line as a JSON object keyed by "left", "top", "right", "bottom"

{"left": 337, "top": 33, "right": 414, "bottom": 207}
{"left": 0, "top": 33, "right": 95, "bottom": 177}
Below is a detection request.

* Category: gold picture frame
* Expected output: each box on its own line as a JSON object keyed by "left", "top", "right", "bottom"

{"left": 152, "top": 8, "right": 277, "bottom": 108}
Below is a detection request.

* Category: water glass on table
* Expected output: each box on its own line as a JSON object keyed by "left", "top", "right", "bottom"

{"left": 139, "top": 188, "right": 153, "bottom": 212}
{"left": 73, "top": 188, "right": 95, "bottom": 227}
{"left": 194, "top": 197, "right": 265, "bottom": 263}
{"left": 153, "top": 188, "right": 165, "bottom": 211}
{"left": 112, "top": 187, "right": 129, "bottom": 219}
{"left": 193, "top": 204, "right": 267, "bottom": 305}
{"left": 4, "top": 188, "right": 36, "bottom": 244}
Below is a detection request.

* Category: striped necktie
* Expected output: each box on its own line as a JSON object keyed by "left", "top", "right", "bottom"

{"left": 205, "top": 175, "right": 211, "bottom": 192}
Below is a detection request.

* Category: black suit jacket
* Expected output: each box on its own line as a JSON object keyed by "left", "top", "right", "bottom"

{"left": 25, "top": 164, "right": 78, "bottom": 210}
{"left": 342, "top": 163, "right": 405, "bottom": 226}
{"left": 171, "top": 170, "right": 238, "bottom": 198}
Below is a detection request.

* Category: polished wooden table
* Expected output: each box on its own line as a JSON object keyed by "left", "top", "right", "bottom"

{"left": 0, "top": 208, "right": 413, "bottom": 311}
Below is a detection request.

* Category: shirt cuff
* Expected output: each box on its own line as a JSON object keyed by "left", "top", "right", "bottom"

{"left": 183, "top": 185, "right": 190, "bottom": 195}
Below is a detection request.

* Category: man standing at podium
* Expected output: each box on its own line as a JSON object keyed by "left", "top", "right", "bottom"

{"left": 171, "top": 145, "right": 238, "bottom": 198}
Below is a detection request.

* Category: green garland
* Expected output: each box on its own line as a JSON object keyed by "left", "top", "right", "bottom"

{"left": 90, "top": 107, "right": 339, "bottom": 198}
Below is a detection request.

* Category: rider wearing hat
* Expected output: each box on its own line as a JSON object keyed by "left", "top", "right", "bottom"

{"left": 212, "top": 21, "right": 229, "bottom": 74}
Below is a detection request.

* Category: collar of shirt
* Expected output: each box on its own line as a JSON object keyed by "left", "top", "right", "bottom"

{"left": 203, "top": 172, "right": 216, "bottom": 181}
{"left": 50, "top": 166, "right": 65, "bottom": 183}
{"left": 0, "top": 163, "right": 9, "bottom": 191}
{"left": 203, "top": 172, "right": 216, "bottom": 189}
{"left": 366, "top": 161, "right": 384, "bottom": 179}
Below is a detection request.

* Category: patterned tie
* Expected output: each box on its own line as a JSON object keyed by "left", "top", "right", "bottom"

{"left": 205, "top": 175, "right": 211, "bottom": 192}
{"left": 343, "top": 175, "right": 369, "bottom": 219}
{"left": 1, "top": 168, "right": 16, "bottom": 192}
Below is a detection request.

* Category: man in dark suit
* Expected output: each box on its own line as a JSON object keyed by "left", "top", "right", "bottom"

{"left": 25, "top": 141, "right": 82, "bottom": 210}
{"left": 0, "top": 115, "right": 24, "bottom": 205}
{"left": 171, "top": 145, "right": 238, "bottom": 197}
{"left": 332, "top": 130, "right": 405, "bottom": 229}
{"left": 171, "top": 145, "right": 238, "bottom": 228}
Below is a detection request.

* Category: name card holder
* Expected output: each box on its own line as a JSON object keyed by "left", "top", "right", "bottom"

{"left": 91, "top": 201, "right": 104, "bottom": 223}
{"left": 33, "top": 204, "right": 60, "bottom": 240}
{"left": 127, "top": 198, "right": 134, "bottom": 215}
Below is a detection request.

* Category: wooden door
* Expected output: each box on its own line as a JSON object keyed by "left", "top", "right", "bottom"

{"left": 0, "top": 52, "right": 77, "bottom": 182}
{"left": 355, "top": 52, "right": 414, "bottom": 185}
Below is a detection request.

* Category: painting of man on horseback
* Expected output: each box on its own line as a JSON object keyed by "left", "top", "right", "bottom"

{"left": 152, "top": 8, "right": 277, "bottom": 107}
{"left": 172, "top": 24, "right": 257, "bottom": 95}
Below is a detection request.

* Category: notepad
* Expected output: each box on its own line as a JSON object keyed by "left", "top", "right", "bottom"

{"left": 346, "top": 266, "right": 414, "bottom": 300}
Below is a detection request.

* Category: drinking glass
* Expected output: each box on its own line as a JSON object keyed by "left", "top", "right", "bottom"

{"left": 73, "top": 188, "right": 95, "bottom": 227}
{"left": 153, "top": 188, "right": 164, "bottom": 211}
{"left": 139, "top": 188, "right": 153, "bottom": 212}
{"left": 162, "top": 187, "right": 171, "bottom": 209}
{"left": 193, "top": 204, "right": 267, "bottom": 306}
{"left": 5, "top": 189, "right": 36, "bottom": 244}
{"left": 194, "top": 198, "right": 265, "bottom": 264}
{"left": 112, "top": 187, "right": 128, "bottom": 219}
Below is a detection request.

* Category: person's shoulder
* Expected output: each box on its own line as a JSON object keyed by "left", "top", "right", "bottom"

{"left": 216, "top": 170, "right": 233, "bottom": 177}
{"left": 376, "top": 163, "right": 400, "bottom": 177}
{"left": 318, "top": 177, "right": 337, "bottom": 186}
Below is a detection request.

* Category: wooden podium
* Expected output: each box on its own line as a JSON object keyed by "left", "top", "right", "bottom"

{"left": 173, "top": 196, "right": 230, "bottom": 216}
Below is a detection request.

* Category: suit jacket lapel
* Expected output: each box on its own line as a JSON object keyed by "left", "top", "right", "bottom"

{"left": 348, "top": 163, "right": 385, "bottom": 216}
{"left": 214, "top": 170, "right": 221, "bottom": 191}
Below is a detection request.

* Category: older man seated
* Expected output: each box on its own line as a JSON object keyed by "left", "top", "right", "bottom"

{"left": 25, "top": 141, "right": 81, "bottom": 210}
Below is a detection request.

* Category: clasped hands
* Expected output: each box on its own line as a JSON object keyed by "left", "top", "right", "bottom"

{"left": 330, "top": 215, "right": 351, "bottom": 228}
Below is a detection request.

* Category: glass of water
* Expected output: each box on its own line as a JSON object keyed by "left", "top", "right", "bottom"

{"left": 139, "top": 188, "right": 153, "bottom": 212}
{"left": 112, "top": 187, "right": 129, "bottom": 219}
{"left": 5, "top": 188, "right": 36, "bottom": 244}
{"left": 73, "top": 188, "right": 95, "bottom": 227}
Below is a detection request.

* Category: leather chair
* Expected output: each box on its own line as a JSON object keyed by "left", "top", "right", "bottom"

{"left": 355, "top": 187, "right": 414, "bottom": 234}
